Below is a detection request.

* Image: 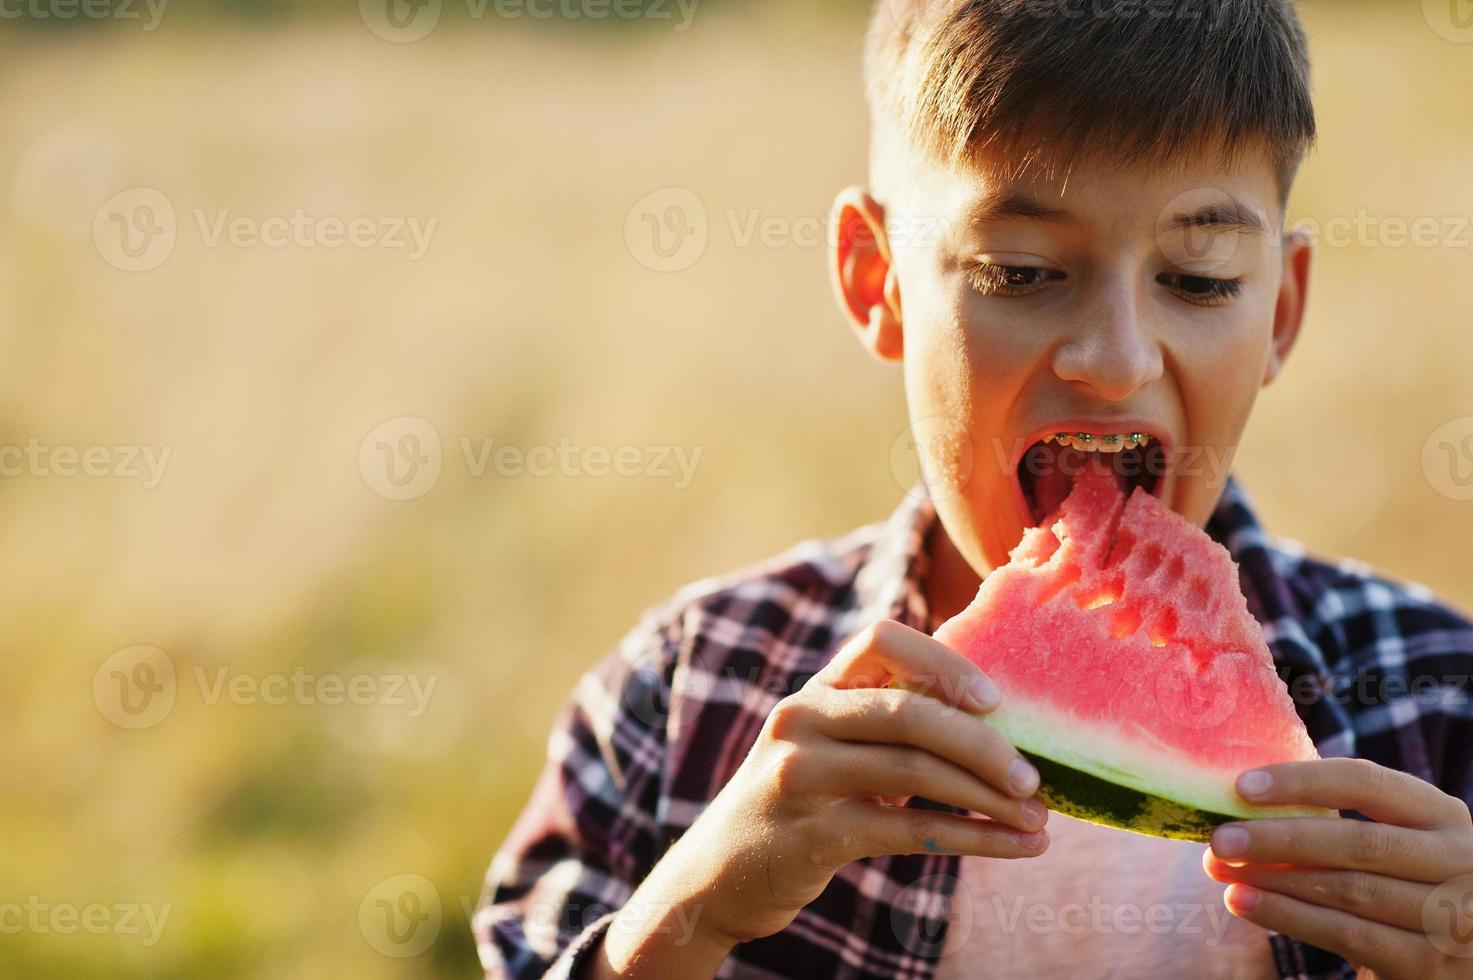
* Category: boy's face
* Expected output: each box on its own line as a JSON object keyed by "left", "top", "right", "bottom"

{"left": 831, "top": 142, "right": 1312, "bottom": 576}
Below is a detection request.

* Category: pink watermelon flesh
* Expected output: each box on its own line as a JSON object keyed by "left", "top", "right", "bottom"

{"left": 934, "top": 459, "right": 1330, "bottom": 841}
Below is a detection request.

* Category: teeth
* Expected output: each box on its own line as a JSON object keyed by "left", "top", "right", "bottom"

{"left": 1043, "top": 431, "right": 1155, "bottom": 453}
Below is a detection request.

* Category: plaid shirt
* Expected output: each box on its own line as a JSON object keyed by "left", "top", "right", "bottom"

{"left": 474, "top": 477, "right": 1473, "bottom": 979}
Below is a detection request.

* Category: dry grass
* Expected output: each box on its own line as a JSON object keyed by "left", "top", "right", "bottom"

{"left": 0, "top": 2, "right": 1469, "bottom": 976}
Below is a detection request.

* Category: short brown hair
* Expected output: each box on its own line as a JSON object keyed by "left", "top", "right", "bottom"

{"left": 865, "top": 0, "right": 1315, "bottom": 201}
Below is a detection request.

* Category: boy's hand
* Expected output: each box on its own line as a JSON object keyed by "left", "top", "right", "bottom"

{"left": 1203, "top": 758, "right": 1473, "bottom": 980}
{"left": 639, "top": 618, "right": 1048, "bottom": 952}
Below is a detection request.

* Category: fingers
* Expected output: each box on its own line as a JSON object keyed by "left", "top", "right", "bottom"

{"left": 1236, "top": 759, "right": 1469, "bottom": 830}
{"left": 824, "top": 741, "right": 1048, "bottom": 833}
{"left": 1219, "top": 880, "right": 1430, "bottom": 979}
{"left": 1209, "top": 817, "right": 1453, "bottom": 884}
{"left": 815, "top": 685, "right": 1041, "bottom": 799}
{"left": 1203, "top": 851, "right": 1432, "bottom": 933}
{"left": 823, "top": 798, "right": 1050, "bottom": 866}
{"left": 818, "top": 620, "right": 998, "bottom": 713}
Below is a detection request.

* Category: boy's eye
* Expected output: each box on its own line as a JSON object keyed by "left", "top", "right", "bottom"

{"left": 968, "top": 263, "right": 1065, "bottom": 296}
{"left": 1158, "top": 272, "right": 1244, "bottom": 306}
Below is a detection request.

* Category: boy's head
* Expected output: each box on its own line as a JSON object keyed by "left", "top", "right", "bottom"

{"left": 831, "top": 0, "right": 1318, "bottom": 578}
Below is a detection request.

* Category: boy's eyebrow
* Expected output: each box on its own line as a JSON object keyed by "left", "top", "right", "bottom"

{"left": 1160, "top": 197, "right": 1268, "bottom": 236}
{"left": 963, "top": 191, "right": 1269, "bottom": 236}
{"left": 964, "top": 191, "right": 1074, "bottom": 226}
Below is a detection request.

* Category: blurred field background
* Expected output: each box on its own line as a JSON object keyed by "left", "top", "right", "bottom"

{"left": 0, "top": 1, "right": 1470, "bottom": 977}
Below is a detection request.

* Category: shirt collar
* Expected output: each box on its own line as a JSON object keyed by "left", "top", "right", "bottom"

{"left": 849, "top": 485, "right": 936, "bottom": 633}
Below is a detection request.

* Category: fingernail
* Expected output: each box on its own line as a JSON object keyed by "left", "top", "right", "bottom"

{"left": 1021, "top": 799, "right": 1048, "bottom": 827}
{"left": 1212, "top": 825, "right": 1250, "bottom": 858}
{"left": 1227, "top": 883, "right": 1260, "bottom": 912}
{"left": 1008, "top": 757, "right": 1040, "bottom": 795}
{"left": 1016, "top": 830, "right": 1048, "bottom": 850}
{"left": 967, "top": 675, "right": 999, "bottom": 710}
{"left": 1237, "top": 769, "right": 1272, "bottom": 799}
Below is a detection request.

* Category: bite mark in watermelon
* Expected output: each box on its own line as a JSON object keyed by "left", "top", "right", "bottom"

{"left": 934, "top": 460, "right": 1333, "bottom": 842}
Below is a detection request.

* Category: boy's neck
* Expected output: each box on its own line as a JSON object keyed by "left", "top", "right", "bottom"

{"left": 923, "top": 519, "right": 985, "bottom": 631}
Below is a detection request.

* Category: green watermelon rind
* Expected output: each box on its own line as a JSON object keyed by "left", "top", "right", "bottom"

{"left": 985, "top": 704, "right": 1334, "bottom": 842}
{"left": 1019, "top": 749, "right": 1234, "bottom": 843}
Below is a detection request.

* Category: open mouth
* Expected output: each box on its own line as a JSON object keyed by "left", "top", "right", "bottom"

{"left": 1017, "top": 431, "right": 1168, "bottom": 526}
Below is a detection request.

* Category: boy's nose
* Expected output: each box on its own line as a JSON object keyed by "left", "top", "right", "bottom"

{"left": 1050, "top": 288, "right": 1164, "bottom": 402}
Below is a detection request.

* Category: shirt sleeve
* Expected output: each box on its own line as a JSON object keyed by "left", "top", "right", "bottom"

{"left": 473, "top": 620, "right": 677, "bottom": 979}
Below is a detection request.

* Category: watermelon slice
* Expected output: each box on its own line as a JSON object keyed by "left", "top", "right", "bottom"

{"left": 933, "top": 460, "right": 1332, "bottom": 842}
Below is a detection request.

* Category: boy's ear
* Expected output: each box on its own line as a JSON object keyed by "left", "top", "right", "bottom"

{"left": 829, "top": 186, "right": 903, "bottom": 362}
{"left": 1264, "top": 227, "right": 1313, "bottom": 386}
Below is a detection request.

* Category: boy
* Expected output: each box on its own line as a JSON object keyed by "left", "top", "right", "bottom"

{"left": 475, "top": 1, "right": 1473, "bottom": 977}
